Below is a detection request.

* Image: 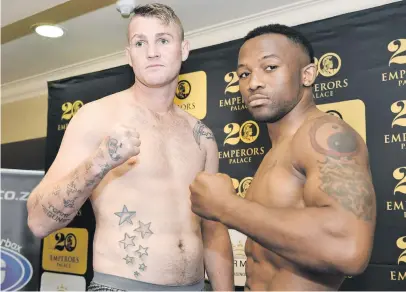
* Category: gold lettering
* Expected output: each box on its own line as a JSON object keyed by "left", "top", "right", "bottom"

{"left": 314, "top": 83, "right": 320, "bottom": 92}
{"left": 385, "top": 135, "right": 390, "bottom": 143}
{"left": 391, "top": 271, "right": 396, "bottom": 280}
{"left": 402, "top": 143, "right": 405, "bottom": 150}
{"left": 327, "top": 81, "right": 335, "bottom": 90}
{"left": 219, "top": 100, "right": 225, "bottom": 107}
{"left": 387, "top": 201, "right": 393, "bottom": 210}
{"left": 382, "top": 73, "right": 388, "bottom": 81}
{"left": 399, "top": 80, "right": 406, "bottom": 87}
{"left": 401, "top": 70, "right": 406, "bottom": 79}
{"left": 343, "top": 79, "right": 349, "bottom": 87}
{"left": 321, "top": 83, "right": 327, "bottom": 91}
{"left": 400, "top": 272, "right": 406, "bottom": 281}
{"left": 393, "top": 134, "right": 401, "bottom": 143}
{"left": 394, "top": 201, "right": 404, "bottom": 210}
{"left": 389, "top": 71, "right": 399, "bottom": 80}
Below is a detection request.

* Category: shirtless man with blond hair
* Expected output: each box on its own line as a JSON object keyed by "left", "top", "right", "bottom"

{"left": 27, "top": 3, "right": 233, "bottom": 291}
{"left": 190, "top": 24, "right": 376, "bottom": 291}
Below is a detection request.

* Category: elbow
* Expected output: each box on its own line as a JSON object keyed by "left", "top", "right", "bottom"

{"left": 27, "top": 216, "right": 50, "bottom": 239}
{"left": 334, "top": 238, "right": 371, "bottom": 276}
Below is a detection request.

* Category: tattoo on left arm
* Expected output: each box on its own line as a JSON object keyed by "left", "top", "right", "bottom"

{"left": 193, "top": 121, "right": 215, "bottom": 149}
{"left": 309, "top": 117, "right": 374, "bottom": 221}
{"left": 41, "top": 203, "right": 73, "bottom": 223}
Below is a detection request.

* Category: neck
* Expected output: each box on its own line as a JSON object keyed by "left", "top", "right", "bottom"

{"left": 267, "top": 91, "right": 318, "bottom": 145}
{"left": 129, "top": 77, "right": 178, "bottom": 113}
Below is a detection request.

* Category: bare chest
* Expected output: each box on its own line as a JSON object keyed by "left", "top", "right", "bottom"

{"left": 133, "top": 118, "right": 205, "bottom": 181}
{"left": 246, "top": 146, "right": 305, "bottom": 209}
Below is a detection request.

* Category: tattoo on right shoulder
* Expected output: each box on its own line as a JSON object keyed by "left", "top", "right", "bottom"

{"left": 309, "top": 116, "right": 374, "bottom": 221}
{"left": 192, "top": 121, "right": 215, "bottom": 149}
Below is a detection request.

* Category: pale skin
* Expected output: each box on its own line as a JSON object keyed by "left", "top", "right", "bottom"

{"left": 190, "top": 33, "right": 376, "bottom": 291}
{"left": 27, "top": 16, "right": 233, "bottom": 289}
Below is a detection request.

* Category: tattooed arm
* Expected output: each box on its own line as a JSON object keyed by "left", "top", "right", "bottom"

{"left": 27, "top": 103, "right": 140, "bottom": 238}
{"left": 193, "top": 121, "right": 234, "bottom": 291}
{"left": 218, "top": 115, "right": 376, "bottom": 275}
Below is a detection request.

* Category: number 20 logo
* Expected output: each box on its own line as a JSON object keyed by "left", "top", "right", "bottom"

{"left": 224, "top": 121, "right": 260, "bottom": 146}
{"left": 61, "top": 100, "right": 84, "bottom": 121}
{"left": 391, "top": 100, "right": 406, "bottom": 128}
{"left": 393, "top": 167, "right": 406, "bottom": 196}
{"left": 388, "top": 39, "right": 406, "bottom": 66}
{"left": 397, "top": 236, "right": 406, "bottom": 265}
{"left": 54, "top": 232, "right": 77, "bottom": 252}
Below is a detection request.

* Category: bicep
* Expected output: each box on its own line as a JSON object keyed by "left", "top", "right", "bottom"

{"left": 42, "top": 106, "right": 101, "bottom": 184}
{"left": 298, "top": 115, "right": 376, "bottom": 224}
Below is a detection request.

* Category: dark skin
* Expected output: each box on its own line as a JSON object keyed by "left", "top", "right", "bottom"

{"left": 189, "top": 33, "right": 376, "bottom": 290}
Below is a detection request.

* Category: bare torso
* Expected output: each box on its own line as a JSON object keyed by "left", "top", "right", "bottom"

{"left": 244, "top": 136, "right": 345, "bottom": 291}
{"left": 85, "top": 94, "right": 206, "bottom": 285}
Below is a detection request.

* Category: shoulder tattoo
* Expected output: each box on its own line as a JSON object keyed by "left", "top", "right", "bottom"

{"left": 192, "top": 121, "right": 215, "bottom": 149}
{"left": 309, "top": 116, "right": 374, "bottom": 221}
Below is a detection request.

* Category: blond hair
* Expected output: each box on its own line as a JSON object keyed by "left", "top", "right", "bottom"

{"left": 130, "top": 3, "right": 184, "bottom": 40}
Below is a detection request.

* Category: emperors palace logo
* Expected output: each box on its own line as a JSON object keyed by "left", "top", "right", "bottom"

{"left": 58, "top": 100, "right": 84, "bottom": 131}
{"left": 219, "top": 120, "right": 265, "bottom": 165}
{"left": 382, "top": 39, "right": 406, "bottom": 87}
{"left": 232, "top": 177, "right": 253, "bottom": 199}
{"left": 313, "top": 52, "right": 349, "bottom": 99}
{"left": 0, "top": 239, "right": 33, "bottom": 291}
{"left": 174, "top": 71, "right": 207, "bottom": 119}
{"left": 384, "top": 100, "right": 406, "bottom": 150}
{"left": 390, "top": 236, "right": 406, "bottom": 281}
{"left": 42, "top": 228, "right": 88, "bottom": 275}
{"left": 219, "top": 72, "right": 248, "bottom": 112}
{"left": 387, "top": 167, "right": 406, "bottom": 219}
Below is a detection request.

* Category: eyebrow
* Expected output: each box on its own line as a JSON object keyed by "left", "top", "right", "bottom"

{"left": 238, "top": 54, "right": 281, "bottom": 69}
{"left": 130, "top": 32, "right": 173, "bottom": 42}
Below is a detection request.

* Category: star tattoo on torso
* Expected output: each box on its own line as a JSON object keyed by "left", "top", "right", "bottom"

{"left": 119, "top": 233, "right": 136, "bottom": 249}
{"left": 135, "top": 245, "right": 148, "bottom": 257}
{"left": 123, "top": 255, "right": 134, "bottom": 265}
{"left": 114, "top": 205, "right": 136, "bottom": 225}
{"left": 133, "top": 221, "right": 153, "bottom": 238}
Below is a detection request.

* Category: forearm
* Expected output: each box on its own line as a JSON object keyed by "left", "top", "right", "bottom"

{"left": 202, "top": 220, "right": 234, "bottom": 291}
{"left": 220, "top": 196, "right": 351, "bottom": 274}
{"left": 27, "top": 152, "right": 110, "bottom": 237}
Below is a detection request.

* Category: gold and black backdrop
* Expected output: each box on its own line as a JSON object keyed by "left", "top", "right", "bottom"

{"left": 41, "top": 2, "right": 406, "bottom": 290}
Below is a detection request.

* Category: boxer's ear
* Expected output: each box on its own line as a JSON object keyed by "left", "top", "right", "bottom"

{"left": 302, "top": 62, "right": 317, "bottom": 87}
{"left": 181, "top": 40, "right": 190, "bottom": 62}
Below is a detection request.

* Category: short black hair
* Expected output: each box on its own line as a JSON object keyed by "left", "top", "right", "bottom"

{"left": 243, "top": 24, "right": 314, "bottom": 63}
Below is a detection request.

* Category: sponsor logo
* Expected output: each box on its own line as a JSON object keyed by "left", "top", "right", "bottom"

{"left": 0, "top": 244, "right": 33, "bottom": 291}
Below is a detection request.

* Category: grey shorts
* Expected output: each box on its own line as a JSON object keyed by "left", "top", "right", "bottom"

{"left": 87, "top": 271, "right": 205, "bottom": 291}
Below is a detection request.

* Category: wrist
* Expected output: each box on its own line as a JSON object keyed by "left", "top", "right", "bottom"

{"left": 217, "top": 193, "right": 243, "bottom": 225}
{"left": 88, "top": 150, "right": 113, "bottom": 180}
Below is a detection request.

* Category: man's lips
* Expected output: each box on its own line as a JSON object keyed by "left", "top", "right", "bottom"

{"left": 146, "top": 64, "right": 164, "bottom": 68}
{"left": 248, "top": 94, "right": 268, "bottom": 106}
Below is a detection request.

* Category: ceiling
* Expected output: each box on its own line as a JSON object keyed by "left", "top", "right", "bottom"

{"left": 1, "top": 0, "right": 401, "bottom": 91}
{"left": 1, "top": 0, "right": 308, "bottom": 85}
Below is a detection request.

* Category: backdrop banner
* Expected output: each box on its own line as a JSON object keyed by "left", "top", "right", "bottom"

{"left": 44, "top": 2, "right": 406, "bottom": 290}
{"left": 1, "top": 169, "right": 44, "bottom": 291}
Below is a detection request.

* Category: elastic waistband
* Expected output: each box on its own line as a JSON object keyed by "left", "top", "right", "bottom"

{"left": 92, "top": 271, "right": 205, "bottom": 291}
